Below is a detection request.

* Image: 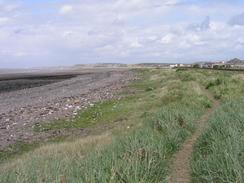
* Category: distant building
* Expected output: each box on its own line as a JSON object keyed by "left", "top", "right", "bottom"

{"left": 199, "top": 61, "right": 231, "bottom": 69}
{"left": 169, "top": 64, "right": 178, "bottom": 68}
{"left": 169, "top": 64, "right": 188, "bottom": 68}
{"left": 192, "top": 58, "right": 244, "bottom": 70}
{"left": 201, "top": 62, "right": 213, "bottom": 68}
{"left": 183, "top": 64, "right": 192, "bottom": 67}
{"left": 231, "top": 64, "right": 244, "bottom": 69}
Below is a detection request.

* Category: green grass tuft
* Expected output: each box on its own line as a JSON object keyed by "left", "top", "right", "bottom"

{"left": 191, "top": 99, "right": 244, "bottom": 183}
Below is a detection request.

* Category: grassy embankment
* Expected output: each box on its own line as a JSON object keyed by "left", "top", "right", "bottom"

{"left": 0, "top": 69, "right": 212, "bottom": 182}
{"left": 178, "top": 69, "right": 244, "bottom": 183}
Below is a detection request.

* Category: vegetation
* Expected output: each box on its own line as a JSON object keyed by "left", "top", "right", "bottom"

{"left": 176, "top": 69, "right": 244, "bottom": 100}
{"left": 0, "top": 69, "right": 211, "bottom": 182}
{"left": 34, "top": 69, "right": 171, "bottom": 132}
{"left": 184, "top": 69, "right": 244, "bottom": 183}
{"left": 0, "top": 142, "right": 39, "bottom": 164}
{"left": 34, "top": 98, "right": 135, "bottom": 132}
{"left": 191, "top": 99, "right": 244, "bottom": 183}
{"left": 0, "top": 69, "right": 243, "bottom": 183}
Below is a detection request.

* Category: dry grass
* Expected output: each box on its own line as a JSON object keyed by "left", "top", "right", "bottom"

{"left": 0, "top": 132, "right": 112, "bottom": 172}
{"left": 189, "top": 81, "right": 204, "bottom": 95}
{"left": 238, "top": 74, "right": 244, "bottom": 80}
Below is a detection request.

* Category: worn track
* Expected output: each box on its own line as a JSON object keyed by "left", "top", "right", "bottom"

{"left": 169, "top": 86, "right": 220, "bottom": 183}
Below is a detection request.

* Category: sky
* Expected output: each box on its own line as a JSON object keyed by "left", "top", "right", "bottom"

{"left": 0, "top": 0, "right": 244, "bottom": 68}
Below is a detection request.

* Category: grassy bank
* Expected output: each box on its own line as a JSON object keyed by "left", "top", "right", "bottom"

{"left": 191, "top": 99, "right": 244, "bottom": 183}
{"left": 34, "top": 69, "right": 169, "bottom": 132}
{"left": 176, "top": 68, "right": 244, "bottom": 100}
{"left": 182, "top": 69, "right": 244, "bottom": 183}
{"left": 0, "top": 69, "right": 212, "bottom": 182}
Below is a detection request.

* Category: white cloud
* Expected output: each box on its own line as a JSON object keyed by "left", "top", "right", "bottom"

{"left": 165, "top": 0, "right": 180, "bottom": 6}
{"left": 59, "top": 5, "right": 73, "bottom": 15}
{"left": 161, "top": 34, "right": 175, "bottom": 44}
{"left": 130, "top": 40, "right": 143, "bottom": 48}
{"left": 0, "top": 1, "right": 20, "bottom": 13}
{"left": 0, "top": 0, "right": 244, "bottom": 67}
{"left": 147, "top": 36, "right": 158, "bottom": 41}
{"left": 0, "top": 17, "right": 11, "bottom": 25}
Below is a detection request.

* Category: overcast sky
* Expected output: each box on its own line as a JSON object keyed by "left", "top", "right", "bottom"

{"left": 0, "top": 0, "right": 244, "bottom": 68}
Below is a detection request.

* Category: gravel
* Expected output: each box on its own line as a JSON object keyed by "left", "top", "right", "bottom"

{"left": 0, "top": 68, "right": 136, "bottom": 150}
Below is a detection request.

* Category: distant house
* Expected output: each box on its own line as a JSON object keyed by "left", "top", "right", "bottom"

{"left": 184, "top": 64, "right": 192, "bottom": 68}
{"left": 169, "top": 64, "right": 186, "bottom": 68}
{"left": 169, "top": 64, "right": 178, "bottom": 68}
{"left": 212, "top": 61, "right": 227, "bottom": 69}
{"left": 201, "top": 62, "right": 213, "bottom": 68}
{"left": 191, "top": 58, "right": 244, "bottom": 70}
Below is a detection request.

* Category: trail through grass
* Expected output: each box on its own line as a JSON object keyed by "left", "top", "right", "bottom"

{"left": 176, "top": 69, "right": 244, "bottom": 183}
{"left": 169, "top": 84, "right": 220, "bottom": 183}
{"left": 0, "top": 69, "right": 212, "bottom": 183}
{"left": 1, "top": 69, "right": 242, "bottom": 183}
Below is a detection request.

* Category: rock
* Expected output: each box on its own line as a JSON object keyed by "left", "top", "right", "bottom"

{"left": 0, "top": 69, "right": 136, "bottom": 149}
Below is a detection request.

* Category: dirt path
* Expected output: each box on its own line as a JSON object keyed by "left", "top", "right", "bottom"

{"left": 169, "top": 87, "right": 220, "bottom": 183}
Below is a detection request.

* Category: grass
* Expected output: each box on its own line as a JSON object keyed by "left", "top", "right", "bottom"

{"left": 191, "top": 99, "right": 244, "bottom": 183}
{"left": 77, "top": 82, "right": 210, "bottom": 183}
{"left": 0, "top": 135, "right": 69, "bottom": 164}
{"left": 176, "top": 69, "right": 244, "bottom": 100}
{"left": 34, "top": 69, "right": 169, "bottom": 132}
{"left": 1, "top": 68, "right": 242, "bottom": 183}
{"left": 34, "top": 98, "right": 135, "bottom": 132}
{"left": 0, "top": 69, "right": 212, "bottom": 182}
{"left": 0, "top": 142, "right": 39, "bottom": 164}
{"left": 1, "top": 69, "right": 163, "bottom": 163}
{"left": 182, "top": 69, "right": 244, "bottom": 183}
